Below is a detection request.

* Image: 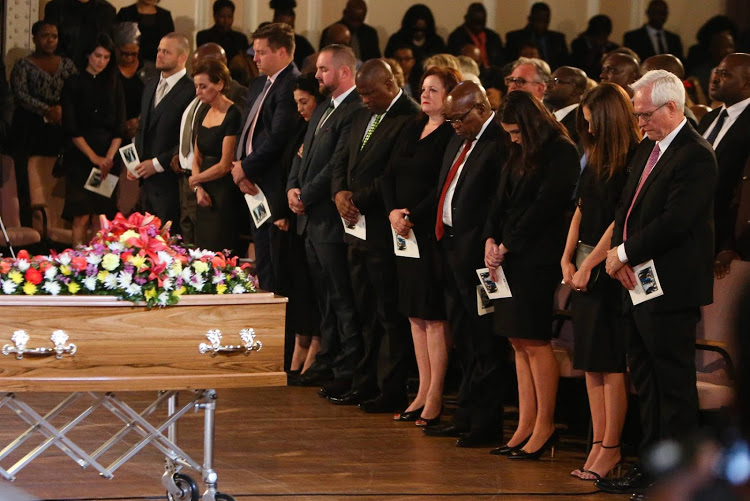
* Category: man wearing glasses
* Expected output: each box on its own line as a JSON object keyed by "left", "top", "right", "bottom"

{"left": 600, "top": 69, "right": 717, "bottom": 499}
{"left": 544, "top": 65, "right": 587, "bottom": 144}
{"left": 505, "top": 57, "right": 550, "bottom": 101}
{"left": 600, "top": 52, "right": 641, "bottom": 97}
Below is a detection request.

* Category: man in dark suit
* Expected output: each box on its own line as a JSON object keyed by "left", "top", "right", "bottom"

{"left": 601, "top": 52, "right": 641, "bottom": 97}
{"left": 544, "top": 65, "right": 587, "bottom": 144}
{"left": 641, "top": 54, "right": 699, "bottom": 127}
{"left": 447, "top": 3, "right": 504, "bottom": 68}
{"left": 736, "top": 156, "right": 750, "bottom": 259}
{"left": 697, "top": 53, "right": 750, "bottom": 279}
{"left": 600, "top": 70, "right": 717, "bottom": 497}
{"left": 133, "top": 33, "right": 195, "bottom": 234}
{"left": 286, "top": 45, "right": 365, "bottom": 390}
{"left": 623, "top": 0, "right": 684, "bottom": 63}
{"left": 328, "top": 59, "right": 418, "bottom": 412}
{"left": 505, "top": 2, "right": 568, "bottom": 70}
{"left": 232, "top": 23, "right": 300, "bottom": 292}
{"left": 422, "top": 82, "right": 508, "bottom": 447}
{"left": 320, "top": 0, "right": 381, "bottom": 62}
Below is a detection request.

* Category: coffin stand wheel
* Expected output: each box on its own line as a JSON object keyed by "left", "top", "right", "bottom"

{"left": 214, "top": 494, "right": 236, "bottom": 501}
{"left": 167, "top": 472, "right": 200, "bottom": 501}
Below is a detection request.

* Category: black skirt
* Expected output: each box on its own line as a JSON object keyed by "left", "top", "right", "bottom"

{"left": 395, "top": 232, "right": 445, "bottom": 320}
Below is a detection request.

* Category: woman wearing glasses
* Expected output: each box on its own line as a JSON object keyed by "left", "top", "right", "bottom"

{"left": 483, "top": 90, "right": 579, "bottom": 460}
{"left": 561, "top": 82, "right": 641, "bottom": 480}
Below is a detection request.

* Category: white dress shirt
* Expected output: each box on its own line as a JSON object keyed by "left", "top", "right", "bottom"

{"left": 553, "top": 103, "right": 579, "bottom": 122}
{"left": 701, "top": 96, "right": 750, "bottom": 149}
{"left": 645, "top": 24, "right": 668, "bottom": 55}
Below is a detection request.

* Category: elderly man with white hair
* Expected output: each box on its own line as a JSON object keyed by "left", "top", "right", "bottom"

{"left": 505, "top": 56, "right": 550, "bottom": 100}
{"left": 598, "top": 69, "right": 717, "bottom": 500}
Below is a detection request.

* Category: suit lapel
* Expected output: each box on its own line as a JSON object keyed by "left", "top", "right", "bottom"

{"left": 631, "top": 127, "right": 691, "bottom": 211}
{"left": 697, "top": 108, "right": 720, "bottom": 135}
{"left": 148, "top": 76, "right": 187, "bottom": 128}
{"left": 299, "top": 102, "right": 328, "bottom": 180}
{"left": 715, "top": 105, "right": 750, "bottom": 156}
{"left": 438, "top": 135, "right": 463, "bottom": 191}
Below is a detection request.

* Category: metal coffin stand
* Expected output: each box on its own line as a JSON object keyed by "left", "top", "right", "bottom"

{"left": 0, "top": 294, "right": 287, "bottom": 501}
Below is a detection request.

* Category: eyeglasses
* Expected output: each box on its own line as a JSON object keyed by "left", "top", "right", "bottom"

{"left": 633, "top": 102, "right": 668, "bottom": 122}
{"left": 711, "top": 67, "right": 732, "bottom": 79}
{"left": 445, "top": 104, "right": 477, "bottom": 124}
{"left": 120, "top": 51, "right": 139, "bottom": 57}
{"left": 549, "top": 77, "right": 574, "bottom": 86}
{"left": 504, "top": 76, "right": 545, "bottom": 87}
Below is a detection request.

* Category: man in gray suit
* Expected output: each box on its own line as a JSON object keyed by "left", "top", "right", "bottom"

{"left": 286, "top": 45, "right": 364, "bottom": 392}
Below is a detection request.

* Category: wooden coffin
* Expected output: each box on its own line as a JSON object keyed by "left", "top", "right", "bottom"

{"left": 0, "top": 294, "right": 287, "bottom": 392}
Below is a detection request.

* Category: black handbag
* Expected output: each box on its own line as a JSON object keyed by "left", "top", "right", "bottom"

{"left": 574, "top": 241, "right": 602, "bottom": 291}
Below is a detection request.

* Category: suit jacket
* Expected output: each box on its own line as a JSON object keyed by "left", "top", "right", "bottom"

{"left": 623, "top": 25, "right": 684, "bottom": 62}
{"left": 287, "top": 90, "right": 365, "bottom": 243}
{"left": 505, "top": 26, "right": 568, "bottom": 70}
{"left": 321, "top": 21, "right": 381, "bottom": 62}
{"left": 612, "top": 123, "right": 716, "bottom": 311}
{"left": 331, "top": 92, "right": 420, "bottom": 249}
{"left": 238, "top": 63, "right": 300, "bottom": 218}
{"left": 447, "top": 26, "right": 505, "bottom": 67}
{"left": 559, "top": 107, "right": 580, "bottom": 146}
{"left": 735, "top": 156, "right": 750, "bottom": 259}
{"left": 697, "top": 105, "right": 750, "bottom": 253}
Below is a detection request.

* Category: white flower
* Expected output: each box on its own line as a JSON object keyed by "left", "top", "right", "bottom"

{"left": 103, "top": 274, "right": 118, "bottom": 290}
{"left": 119, "top": 229, "right": 139, "bottom": 243}
{"left": 189, "top": 248, "right": 214, "bottom": 260}
{"left": 126, "top": 283, "right": 142, "bottom": 296}
{"left": 161, "top": 277, "right": 173, "bottom": 290}
{"left": 180, "top": 267, "right": 193, "bottom": 282}
{"left": 2, "top": 280, "right": 17, "bottom": 294}
{"left": 167, "top": 262, "right": 181, "bottom": 278}
{"left": 212, "top": 272, "right": 226, "bottom": 284}
{"left": 16, "top": 259, "right": 30, "bottom": 272}
{"left": 231, "top": 284, "right": 246, "bottom": 294}
{"left": 86, "top": 254, "right": 102, "bottom": 265}
{"left": 56, "top": 253, "right": 71, "bottom": 266}
{"left": 42, "top": 281, "right": 61, "bottom": 295}
{"left": 107, "top": 241, "right": 124, "bottom": 252}
{"left": 191, "top": 274, "right": 206, "bottom": 291}
{"left": 192, "top": 260, "right": 209, "bottom": 274}
{"left": 83, "top": 276, "right": 97, "bottom": 291}
{"left": 158, "top": 292, "right": 170, "bottom": 305}
{"left": 44, "top": 266, "right": 59, "bottom": 281}
{"left": 156, "top": 251, "right": 173, "bottom": 266}
{"left": 117, "top": 271, "right": 133, "bottom": 289}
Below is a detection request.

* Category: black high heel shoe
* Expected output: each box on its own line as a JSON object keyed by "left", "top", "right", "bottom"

{"left": 415, "top": 411, "right": 442, "bottom": 427}
{"left": 571, "top": 440, "right": 602, "bottom": 477}
{"left": 490, "top": 434, "right": 531, "bottom": 455}
{"left": 393, "top": 406, "right": 424, "bottom": 422}
{"left": 507, "top": 429, "right": 559, "bottom": 460}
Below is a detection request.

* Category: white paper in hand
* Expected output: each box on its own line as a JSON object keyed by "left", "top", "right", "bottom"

{"left": 118, "top": 143, "right": 141, "bottom": 178}
{"left": 392, "top": 227, "right": 420, "bottom": 258}
{"left": 342, "top": 215, "right": 366, "bottom": 240}
{"left": 629, "top": 259, "right": 664, "bottom": 305}
{"left": 244, "top": 186, "right": 271, "bottom": 228}
{"left": 476, "top": 267, "right": 512, "bottom": 299}
{"left": 83, "top": 167, "right": 119, "bottom": 198}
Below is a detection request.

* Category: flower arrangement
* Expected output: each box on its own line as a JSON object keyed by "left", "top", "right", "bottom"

{"left": 0, "top": 213, "right": 258, "bottom": 308}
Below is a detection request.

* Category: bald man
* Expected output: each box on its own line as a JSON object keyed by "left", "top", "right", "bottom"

{"left": 328, "top": 59, "right": 419, "bottom": 412}
{"left": 424, "top": 82, "right": 508, "bottom": 447}
{"left": 600, "top": 52, "right": 641, "bottom": 96}
{"left": 320, "top": 0, "right": 381, "bottom": 62}
{"left": 697, "top": 53, "right": 750, "bottom": 278}
{"left": 544, "top": 65, "right": 587, "bottom": 144}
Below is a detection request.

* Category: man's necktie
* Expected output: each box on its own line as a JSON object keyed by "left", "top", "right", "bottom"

{"left": 705, "top": 109, "right": 729, "bottom": 146}
{"left": 237, "top": 78, "right": 272, "bottom": 159}
{"left": 657, "top": 31, "right": 667, "bottom": 54}
{"left": 154, "top": 79, "right": 168, "bottom": 108}
{"left": 623, "top": 143, "right": 660, "bottom": 241}
{"left": 435, "top": 139, "right": 474, "bottom": 240}
{"left": 360, "top": 114, "right": 382, "bottom": 150}
{"left": 180, "top": 98, "right": 200, "bottom": 158}
{"left": 315, "top": 101, "right": 335, "bottom": 136}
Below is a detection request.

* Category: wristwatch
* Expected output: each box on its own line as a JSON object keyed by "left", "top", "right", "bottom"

{"left": 193, "top": 186, "right": 199, "bottom": 193}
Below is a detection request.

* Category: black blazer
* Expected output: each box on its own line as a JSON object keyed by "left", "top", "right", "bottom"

{"left": 484, "top": 135, "right": 579, "bottom": 268}
{"left": 559, "top": 107, "right": 580, "bottom": 146}
{"left": 321, "top": 22, "right": 381, "bottom": 61}
{"left": 612, "top": 123, "right": 716, "bottom": 311}
{"left": 288, "top": 90, "right": 365, "bottom": 243}
{"left": 238, "top": 63, "right": 300, "bottom": 217}
{"left": 623, "top": 25, "right": 684, "bottom": 62}
{"left": 735, "top": 156, "right": 750, "bottom": 259}
{"left": 697, "top": 105, "right": 750, "bottom": 253}
{"left": 505, "top": 26, "right": 568, "bottom": 70}
{"left": 331, "top": 92, "right": 420, "bottom": 249}
{"left": 447, "top": 26, "right": 505, "bottom": 67}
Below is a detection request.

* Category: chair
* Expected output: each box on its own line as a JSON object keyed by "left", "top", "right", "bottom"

{"left": 27, "top": 155, "right": 73, "bottom": 245}
{"left": 0, "top": 155, "right": 41, "bottom": 251}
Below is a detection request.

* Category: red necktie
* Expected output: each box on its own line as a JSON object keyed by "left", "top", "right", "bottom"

{"left": 435, "top": 139, "right": 474, "bottom": 240}
{"left": 623, "top": 143, "right": 660, "bottom": 241}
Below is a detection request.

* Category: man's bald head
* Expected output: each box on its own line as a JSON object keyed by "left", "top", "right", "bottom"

{"left": 356, "top": 59, "right": 399, "bottom": 113}
{"left": 323, "top": 23, "right": 352, "bottom": 46}
{"left": 710, "top": 52, "right": 750, "bottom": 106}
{"left": 600, "top": 53, "right": 640, "bottom": 96}
{"left": 444, "top": 81, "right": 491, "bottom": 139}
{"left": 642, "top": 54, "right": 684, "bottom": 79}
{"left": 544, "top": 65, "right": 587, "bottom": 109}
{"left": 193, "top": 42, "right": 227, "bottom": 67}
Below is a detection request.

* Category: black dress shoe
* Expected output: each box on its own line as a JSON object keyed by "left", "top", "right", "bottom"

{"left": 490, "top": 434, "right": 531, "bottom": 455}
{"left": 596, "top": 466, "right": 650, "bottom": 494}
{"left": 359, "top": 394, "right": 408, "bottom": 413}
{"left": 286, "top": 370, "right": 301, "bottom": 386}
{"left": 456, "top": 431, "right": 502, "bottom": 448}
{"left": 507, "top": 430, "right": 559, "bottom": 460}
{"left": 319, "top": 379, "right": 351, "bottom": 399}
{"left": 296, "top": 369, "right": 334, "bottom": 386}
{"left": 630, "top": 493, "right": 649, "bottom": 501}
{"left": 422, "top": 423, "right": 467, "bottom": 437}
{"left": 328, "top": 390, "right": 368, "bottom": 405}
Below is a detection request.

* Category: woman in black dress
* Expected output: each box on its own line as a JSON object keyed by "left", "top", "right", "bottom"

{"left": 116, "top": 0, "right": 175, "bottom": 64}
{"left": 560, "top": 82, "right": 641, "bottom": 480}
{"left": 484, "top": 91, "right": 579, "bottom": 459}
{"left": 114, "top": 22, "right": 156, "bottom": 141}
{"left": 61, "top": 34, "right": 125, "bottom": 246}
{"left": 189, "top": 60, "right": 241, "bottom": 254}
{"left": 385, "top": 66, "right": 461, "bottom": 426}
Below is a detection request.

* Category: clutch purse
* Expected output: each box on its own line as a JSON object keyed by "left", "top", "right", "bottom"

{"left": 574, "top": 241, "right": 601, "bottom": 291}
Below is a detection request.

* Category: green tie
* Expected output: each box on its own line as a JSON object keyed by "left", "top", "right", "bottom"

{"left": 360, "top": 114, "right": 382, "bottom": 150}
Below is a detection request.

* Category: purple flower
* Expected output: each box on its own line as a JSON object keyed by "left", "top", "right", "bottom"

{"left": 86, "top": 264, "right": 98, "bottom": 276}
{"left": 134, "top": 276, "right": 147, "bottom": 285}
{"left": 123, "top": 263, "right": 135, "bottom": 274}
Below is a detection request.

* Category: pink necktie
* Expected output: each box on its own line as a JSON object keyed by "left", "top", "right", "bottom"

{"left": 623, "top": 143, "right": 660, "bottom": 241}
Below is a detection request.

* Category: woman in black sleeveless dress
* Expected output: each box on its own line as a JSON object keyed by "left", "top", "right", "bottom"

{"left": 189, "top": 59, "right": 241, "bottom": 253}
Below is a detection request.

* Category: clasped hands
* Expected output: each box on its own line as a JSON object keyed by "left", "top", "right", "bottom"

{"left": 231, "top": 161, "right": 259, "bottom": 195}
{"left": 484, "top": 238, "right": 508, "bottom": 282}
{"left": 561, "top": 261, "right": 592, "bottom": 292}
{"left": 389, "top": 209, "right": 413, "bottom": 236}
{"left": 605, "top": 247, "right": 636, "bottom": 290}
{"left": 334, "top": 190, "right": 359, "bottom": 225}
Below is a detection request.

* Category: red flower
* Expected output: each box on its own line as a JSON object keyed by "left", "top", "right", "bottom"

{"left": 211, "top": 254, "right": 226, "bottom": 269}
{"left": 71, "top": 256, "right": 87, "bottom": 272}
{"left": 17, "top": 250, "right": 30, "bottom": 261}
{"left": 24, "top": 268, "right": 42, "bottom": 285}
{"left": 38, "top": 261, "right": 53, "bottom": 273}
{"left": 0, "top": 261, "right": 10, "bottom": 274}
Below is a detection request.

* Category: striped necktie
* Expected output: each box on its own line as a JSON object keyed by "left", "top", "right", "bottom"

{"left": 360, "top": 114, "right": 382, "bottom": 150}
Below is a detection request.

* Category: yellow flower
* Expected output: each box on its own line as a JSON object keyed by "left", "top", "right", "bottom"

{"left": 8, "top": 270, "right": 23, "bottom": 284}
{"left": 68, "top": 282, "right": 80, "bottom": 294}
{"left": 23, "top": 282, "right": 37, "bottom": 295}
{"left": 174, "top": 286, "right": 186, "bottom": 297}
{"left": 144, "top": 287, "right": 157, "bottom": 300}
{"left": 59, "top": 265, "right": 71, "bottom": 276}
{"left": 119, "top": 229, "right": 139, "bottom": 243}
{"left": 101, "top": 253, "right": 120, "bottom": 271}
{"left": 130, "top": 255, "right": 147, "bottom": 270}
{"left": 192, "top": 261, "right": 209, "bottom": 274}
{"left": 216, "top": 284, "right": 227, "bottom": 295}
{"left": 98, "top": 270, "right": 109, "bottom": 282}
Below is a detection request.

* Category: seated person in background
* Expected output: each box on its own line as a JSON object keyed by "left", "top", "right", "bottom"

{"left": 384, "top": 4, "right": 446, "bottom": 69}
{"left": 506, "top": 2, "right": 568, "bottom": 70}
{"left": 543, "top": 65, "right": 587, "bottom": 145}
{"left": 391, "top": 45, "right": 417, "bottom": 97}
{"left": 196, "top": 0, "right": 250, "bottom": 66}
{"left": 600, "top": 51, "right": 640, "bottom": 97}
{"left": 688, "top": 31, "right": 736, "bottom": 106}
{"left": 320, "top": 0, "right": 381, "bottom": 62}
{"left": 623, "top": 0, "right": 683, "bottom": 62}
{"left": 447, "top": 3, "right": 504, "bottom": 68}
{"left": 270, "top": 0, "right": 315, "bottom": 71}
{"left": 457, "top": 56, "right": 481, "bottom": 84}
{"left": 383, "top": 58, "right": 406, "bottom": 90}
{"left": 300, "top": 23, "right": 357, "bottom": 74}
{"left": 570, "top": 15, "right": 619, "bottom": 79}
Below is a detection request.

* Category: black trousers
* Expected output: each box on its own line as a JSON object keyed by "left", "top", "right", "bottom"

{"left": 440, "top": 236, "right": 508, "bottom": 434}
{"left": 625, "top": 306, "right": 700, "bottom": 452}
{"left": 141, "top": 177, "right": 181, "bottom": 236}
{"left": 305, "top": 238, "right": 362, "bottom": 380}
{"left": 347, "top": 245, "right": 410, "bottom": 398}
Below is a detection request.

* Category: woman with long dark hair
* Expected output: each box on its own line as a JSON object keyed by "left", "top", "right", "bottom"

{"left": 61, "top": 33, "right": 125, "bottom": 245}
{"left": 484, "top": 90, "right": 579, "bottom": 459}
{"left": 561, "top": 82, "right": 641, "bottom": 480}
{"left": 384, "top": 4, "right": 446, "bottom": 68}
